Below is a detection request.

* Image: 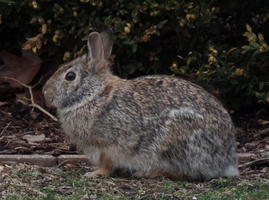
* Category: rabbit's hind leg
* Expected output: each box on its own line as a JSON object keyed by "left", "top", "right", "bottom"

{"left": 133, "top": 170, "right": 187, "bottom": 181}
{"left": 148, "top": 171, "right": 188, "bottom": 181}
{"left": 84, "top": 152, "right": 113, "bottom": 178}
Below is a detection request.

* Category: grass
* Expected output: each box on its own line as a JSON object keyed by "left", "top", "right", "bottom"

{"left": 1, "top": 164, "right": 269, "bottom": 200}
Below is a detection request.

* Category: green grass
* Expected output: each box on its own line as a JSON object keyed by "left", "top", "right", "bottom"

{"left": 2, "top": 165, "right": 269, "bottom": 200}
{"left": 196, "top": 181, "right": 269, "bottom": 200}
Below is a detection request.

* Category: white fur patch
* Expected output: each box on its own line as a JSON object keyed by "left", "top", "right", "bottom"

{"left": 224, "top": 165, "right": 239, "bottom": 177}
{"left": 143, "top": 107, "right": 204, "bottom": 122}
{"left": 168, "top": 107, "right": 204, "bottom": 119}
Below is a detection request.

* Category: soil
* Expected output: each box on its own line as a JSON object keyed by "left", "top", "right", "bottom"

{"left": 0, "top": 100, "right": 74, "bottom": 155}
{"left": 0, "top": 99, "right": 268, "bottom": 178}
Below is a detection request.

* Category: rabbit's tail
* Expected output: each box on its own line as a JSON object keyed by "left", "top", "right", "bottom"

{"left": 223, "top": 164, "right": 239, "bottom": 177}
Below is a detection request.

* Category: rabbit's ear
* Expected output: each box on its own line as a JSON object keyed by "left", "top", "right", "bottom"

{"left": 87, "top": 32, "right": 104, "bottom": 61}
{"left": 100, "top": 29, "right": 113, "bottom": 59}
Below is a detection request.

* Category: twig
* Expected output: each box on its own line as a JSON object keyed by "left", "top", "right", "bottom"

{"left": 4, "top": 77, "right": 58, "bottom": 121}
{"left": 33, "top": 76, "right": 43, "bottom": 88}
{"left": 239, "top": 158, "right": 269, "bottom": 169}
{"left": 0, "top": 121, "right": 11, "bottom": 136}
{"left": 259, "top": 127, "right": 269, "bottom": 138}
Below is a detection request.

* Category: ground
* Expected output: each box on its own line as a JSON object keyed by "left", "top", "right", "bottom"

{"left": 1, "top": 163, "right": 269, "bottom": 200}
{"left": 0, "top": 101, "right": 269, "bottom": 199}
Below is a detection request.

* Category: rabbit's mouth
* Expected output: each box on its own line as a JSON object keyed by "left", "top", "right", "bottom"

{"left": 44, "top": 99, "right": 56, "bottom": 108}
{"left": 42, "top": 88, "right": 56, "bottom": 108}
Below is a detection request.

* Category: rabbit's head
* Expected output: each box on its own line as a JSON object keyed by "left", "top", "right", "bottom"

{"left": 43, "top": 30, "right": 113, "bottom": 111}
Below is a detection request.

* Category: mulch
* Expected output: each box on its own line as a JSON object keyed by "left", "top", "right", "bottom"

{"left": 0, "top": 101, "right": 74, "bottom": 155}
{"left": 0, "top": 100, "right": 268, "bottom": 178}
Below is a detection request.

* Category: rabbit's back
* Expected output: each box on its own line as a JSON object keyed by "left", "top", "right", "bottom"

{"left": 115, "top": 75, "right": 232, "bottom": 132}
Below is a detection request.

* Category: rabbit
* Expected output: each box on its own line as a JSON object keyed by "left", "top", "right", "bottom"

{"left": 43, "top": 30, "right": 239, "bottom": 181}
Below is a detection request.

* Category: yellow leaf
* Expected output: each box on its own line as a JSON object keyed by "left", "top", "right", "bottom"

{"left": 234, "top": 68, "right": 244, "bottom": 76}
{"left": 186, "top": 14, "right": 196, "bottom": 21}
{"left": 73, "top": 11, "right": 78, "bottom": 17}
{"left": 208, "top": 56, "right": 217, "bottom": 65}
{"left": 0, "top": 101, "right": 9, "bottom": 106}
{"left": 22, "top": 33, "right": 43, "bottom": 51}
{"left": 257, "top": 119, "right": 269, "bottom": 125}
{"left": 246, "top": 24, "right": 252, "bottom": 32}
{"left": 227, "top": 47, "right": 237, "bottom": 54}
{"left": 63, "top": 52, "right": 71, "bottom": 61}
{"left": 32, "top": 1, "right": 38, "bottom": 9}
{"left": 32, "top": 47, "right": 37, "bottom": 53}
{"left": 124, "top": 24, "right": 131, "bottom": 34}
{"left": 41, "top": 24, "right": 47, "bottom": 34}
{"left": 258, "top": 33, "right": 264, "bottom": 41}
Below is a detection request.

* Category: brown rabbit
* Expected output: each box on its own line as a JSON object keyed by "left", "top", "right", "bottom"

{"left": 43, "top": 30, "right": 239, "bottom": 181}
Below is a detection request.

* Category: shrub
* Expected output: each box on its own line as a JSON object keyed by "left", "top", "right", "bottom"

{"left": 0, "top": 0, "right": 268, "bottom": 116}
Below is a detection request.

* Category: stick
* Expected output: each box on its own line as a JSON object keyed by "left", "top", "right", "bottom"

{"left": 259, "top": 128, "right": 269, "bottom": 137}
{"left": 0, "top": 121, "right": 11, "bottom": 136}
{"left": 239, "top": 158, "right": 269, "bottom": 169}
{"left": 4, "top": 77, "right": 58, "bottom": 121}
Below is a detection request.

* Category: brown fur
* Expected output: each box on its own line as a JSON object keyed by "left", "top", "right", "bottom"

{"left": 43, "top": 31, "right": 239, "bottom": 181}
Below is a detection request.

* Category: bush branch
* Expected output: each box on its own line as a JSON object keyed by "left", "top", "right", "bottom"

{"left": 4, "top": 77, "right": 58, "bottom": 121}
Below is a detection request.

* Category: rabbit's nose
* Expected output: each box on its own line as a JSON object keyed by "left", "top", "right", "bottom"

{"left": 42, "top": 87, "right": 55, "bottom": 108}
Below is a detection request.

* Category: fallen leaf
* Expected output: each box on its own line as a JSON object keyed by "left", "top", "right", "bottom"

{"left": 257, "top": 119, "right": 269, "bottom": 125}
{"left": 238, "top": 153, "right": 256, "bottom": 162}
{"left": 22, "top": 33, "right": 43, "bottom": 51}
{"left": 245, "top": 141, "right": 259, "bottom": 149}
{"left": 0, "top": 50, "right": 41, "bottom": 88}
{"left": 0, "top": 101, "right": 9, "bottom": 106}
{"left": 23, "top": 134, "right": 46, "bottom": 143}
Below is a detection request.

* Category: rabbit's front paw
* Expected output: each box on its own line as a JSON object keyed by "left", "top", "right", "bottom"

{"left": 84, "top": 169, "right": 110, "bottom": 178}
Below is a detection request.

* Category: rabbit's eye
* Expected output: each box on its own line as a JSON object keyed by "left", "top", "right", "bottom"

{"left": 65, "top": 71, "right": 76, "bottom": 81}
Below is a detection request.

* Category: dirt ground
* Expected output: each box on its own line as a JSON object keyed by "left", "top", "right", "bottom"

{"left": 0, "top": 101, "right": 72, "bottom": 155}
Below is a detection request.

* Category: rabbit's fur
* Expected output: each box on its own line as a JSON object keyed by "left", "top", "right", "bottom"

{"left": 43, "top": 30, "right": 239, "bottom": 181}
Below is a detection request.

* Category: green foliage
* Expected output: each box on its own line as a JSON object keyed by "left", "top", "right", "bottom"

{"left": 0, "top": 0, "right": 269, "bottom": 115}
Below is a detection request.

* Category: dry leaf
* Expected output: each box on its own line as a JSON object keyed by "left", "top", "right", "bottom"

{"left": 23, "top": 134, "right": 46, "bottom": 143}
{"left": 0, "top": 50, "right": 41, "bottom": 88}
{"left": 246, "top": 24, "right": 252, "bottom": 32}
{"left": 22, "top": 33, "right": 43, "bottom": 51}
{"left": 0, "top": 101, "right": 9, "bottom": 106}
{"left": 257, "top": 119, "right": 269, "bottom": 125}
{"left": 41, "top": 24, "right": 47, "bottom": 34}
{"left": 258, "top": 33, "right": 264, "bottom": 41}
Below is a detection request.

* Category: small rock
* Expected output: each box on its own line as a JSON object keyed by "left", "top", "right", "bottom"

{"left": 245, "top": 141, "right": 259, "bottom": 149}
{"left": 0, "top": 165, "right": 4, "bottom": 172}
{"left": 23, "top": 134, "right": 45, "bottom": 143}
{"left": 238, "top": 153, "right": 256, "bottom": 162}
{"left": 260, "top": 151, "right": 269, "bottom": 157}
{"left": 89, "top": 194, "right": 97, "bottom": 199}
{"left": 260, "top": 167, "right": 268, "bottom": 173}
